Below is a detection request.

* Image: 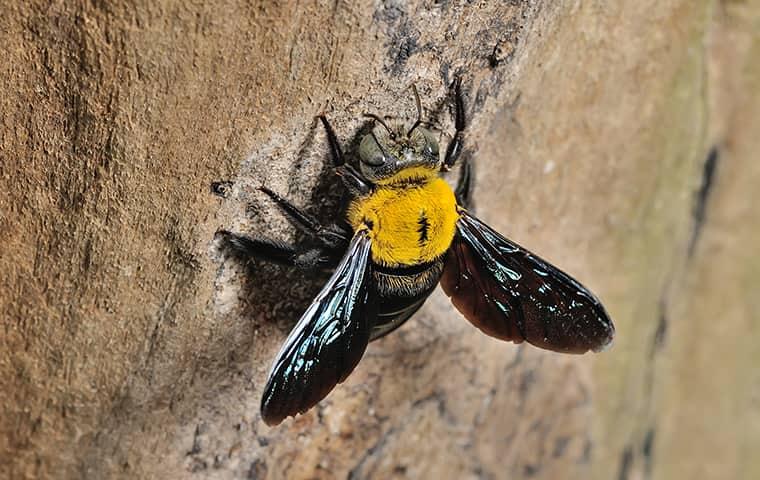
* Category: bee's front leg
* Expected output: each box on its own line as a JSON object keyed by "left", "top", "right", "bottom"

{"left": 455, "top": 155, "right": 474, "bottom": 210}
{"left": 443, "top": 76, "right": 466, "bottom": 170}
{"left": 318, "top": 114, "right": 345, "bottom": 167}
{"left": 318, "top": 115, "right": 373, "bottom": 196}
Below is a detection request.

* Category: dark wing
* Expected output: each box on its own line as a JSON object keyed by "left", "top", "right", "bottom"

{"left": 261, "top": 230, "right": 377, "bottom": 425}
{"left": 441, "top": 211, "right": 614, "bottom": 354}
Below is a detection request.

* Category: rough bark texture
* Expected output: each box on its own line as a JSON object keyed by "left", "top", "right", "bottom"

{"left": 1, "top": 1, "right": 759, "bottom": 479}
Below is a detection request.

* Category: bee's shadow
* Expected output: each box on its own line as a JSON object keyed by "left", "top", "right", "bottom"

{"left": 219, "top": 117, "right": 377, "bottom": 342}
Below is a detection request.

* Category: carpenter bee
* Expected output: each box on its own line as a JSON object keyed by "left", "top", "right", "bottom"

{"left": 218, "top": 79, "right": 614, "bottom": 426}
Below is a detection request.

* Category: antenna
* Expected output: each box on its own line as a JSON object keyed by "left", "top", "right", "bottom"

{"left": 407, "top": 84, "right": 422, "bottom": 137}
{"left": 363, "top": 113, "right": 395, "bottom": 139}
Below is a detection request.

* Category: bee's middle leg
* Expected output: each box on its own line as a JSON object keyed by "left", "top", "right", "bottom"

{"left": 259, "top": 186, "right": 351, "bottom": 250}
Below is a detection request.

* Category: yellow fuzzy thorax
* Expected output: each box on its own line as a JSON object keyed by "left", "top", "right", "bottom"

{"left": 348, "top": 168, "right": 459, "bottom": 268}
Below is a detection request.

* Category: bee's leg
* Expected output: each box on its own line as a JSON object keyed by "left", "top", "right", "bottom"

{"left": 259, "top": 186, "right": 351, "bottom": 249}
{"left": 318, "top": 115, "right": 372, "bottom": 195}
{"left": 216, "top": 230, "right": 297, "bottom": 266}
{"left": 293, "top": 247, "right": 342, "bottom": 270}
{"left": 443, "top": 77, "right": 466, "bottom": 170}
{"left": 318, "top": 115, "right": 346, "bottom": 167}
{"left": 454, "top": 155, "right": 474, "bottom": 209}
{"left": 335, "top": 164, "right": 372, "bottom": 196}
{"left": 216, "top": 230, "right": 343, "bottom": 271}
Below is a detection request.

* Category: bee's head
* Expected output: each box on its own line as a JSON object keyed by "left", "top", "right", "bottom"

{"left": 356, "top": 85, "right": 440, "bottom": 183}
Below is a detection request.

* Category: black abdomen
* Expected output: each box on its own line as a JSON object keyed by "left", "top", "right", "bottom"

{"left": 369, "top": 259, "right": 445, "bottom": 340}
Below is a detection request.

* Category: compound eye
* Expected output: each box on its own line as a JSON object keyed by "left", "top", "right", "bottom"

{"left": 358, "top": 134, "right": 387, "bottom": 167}
{"left": 421, "top": 129, "right": 439, "bottom": 157}
{"left": 424, "top": 142, "right": 438, "bottom": 157}
{"left": 362, "top": 153, "right": 385, "bottom": 166}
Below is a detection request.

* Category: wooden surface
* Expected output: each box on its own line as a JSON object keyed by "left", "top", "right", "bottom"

{"left": 1, "top": 1, "right": 758, "bottom": 479}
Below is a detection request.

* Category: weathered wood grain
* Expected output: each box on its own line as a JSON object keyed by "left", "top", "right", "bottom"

{"left": 1, "top": 1, "right": 758, "bottom": 479}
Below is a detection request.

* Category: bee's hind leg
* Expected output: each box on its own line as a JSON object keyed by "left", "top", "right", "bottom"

{"left": 216, "top": 230, "right": 297, "bottom": 266}
{"left": 216, "top": 230, "right": 343, "bottom": 271}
